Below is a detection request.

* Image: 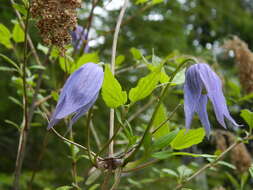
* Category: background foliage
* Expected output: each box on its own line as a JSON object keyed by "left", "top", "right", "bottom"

{"left": 0, "top": 0, "right": 253, "bottom": 189}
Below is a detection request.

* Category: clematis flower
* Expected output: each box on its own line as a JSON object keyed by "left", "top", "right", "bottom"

{"left": 71, "top": 25, "right": 89, "bottom": 52}
{"left": 184, "top": 63, "right": 239, "bottom": 136}
{"left": 47, "top": 62, "right": 104, "bottom": 130}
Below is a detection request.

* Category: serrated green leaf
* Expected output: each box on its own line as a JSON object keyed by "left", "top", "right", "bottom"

{"left": 0, "top": 23, "right": 12, "bottom": 48}
{"left": 130, "top": 47, "right": 142, "bottom": 60}
{"left": 152, "top": 129, "right": 178, "bottom": 151}
{"left": 116, "top": 55, "right": 125, "bottom": 65}
{"left": 12, "top": 23, "right": 24, "bottom": 43}
{"left": 75, "top": 52, "right": 99, "bottom": 71}
{"left": 129, "top": 68, "right": 161, "bottom": 103}
{"left": 240, "top": 109, "right": 253, "bottom": 128}
{"left": 170, "top": 128, "right": 205, "bottom": 150}
{"left": 152, "top": 104, "right": 170, "bottom": 139}
{"left": 102, "top": 65, "right": 127, "bottom": 108}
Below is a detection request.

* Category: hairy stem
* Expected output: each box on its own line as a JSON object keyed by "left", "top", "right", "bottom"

{"left": 109, "top": 0, "right": 129, "bottom": 157}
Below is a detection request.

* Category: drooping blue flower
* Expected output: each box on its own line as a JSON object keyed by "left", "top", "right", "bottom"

{"left": 71, "top": 25, "right": 89, "bottom": 52}
{"left": 184, "top": 63, "right": 239, "bottom": 136}
{"left": 47, "top": 63, "right": 104, "bottom": 129}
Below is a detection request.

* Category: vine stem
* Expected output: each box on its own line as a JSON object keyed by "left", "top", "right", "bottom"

{"left": 109, "top": 0, "right": 129, "bottom": 157}
{"left": 13, "top": 3, "right": 31, "bottom": 190}
{"left": 124, "top": 58, "right": 194, "bottom": 165}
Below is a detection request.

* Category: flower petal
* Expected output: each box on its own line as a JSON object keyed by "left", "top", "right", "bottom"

{"left": 196, "top": 95, "right": 211, "bottom": 136}
{"left": 68, "top": 93, "right": 99, "bottom": 129}
{"left": 184, "top": 66, "right": 203, "bottom": 129}
{"left": 55, "top": 63, "right": 103, "bottom": 119}
{"left": 197, "top": 63, "right": 239, "bottom": 128}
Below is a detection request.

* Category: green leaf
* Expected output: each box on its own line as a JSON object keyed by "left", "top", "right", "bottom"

{"left": 116, "top": 55, "right": 125, "bottom": 65}
{"left": 12, "top": 3, "right": 27, "bottom": 16}
{"left": 152, "top": 0, "right": 164, "bottom": 4}
{"left": 0, "top": 53, "right": 19, "bottom": 71}
{"left": 74, "top": 52, "right": 99, "bottom": 72}
{"left": 177, "top": 165, "right": 193, "bottom": 178}
{"left": 160, "top": 69, "right": 170, "bottom": 83}
{"left": 55, "top": 186, "right": 73, "bottom": 190}
{"left": 162, "top": 169, "right": 178, "bottom": 177}
{"left": 240, "top": 109, "right": 253, "bottom": 128}
{"left": 152, "top": 129, "right": 178, "bottom": 151}
{"left": 102, "top": 65, "right": 127, "bottom": 108}
{"left": 130, "top": 47, "right": 142, "bottom": 60}
{"left": 171, "top": 68, "right": 185, "bottom": 86}
{"left": 0, "top": 23, "right": 12, "bottom": 48}
{"left": 249, "top": 163, "right": 253, "bottom": 178}
{"left": 152, "top": 104, "right": 170, "bottom": 139}
{"left": 85, "top": 169, "right": 101, "bottom": 185}
{"left": 152, "top": 150, "right": 173, "bottom": 159}
{"left": 170, "top": 128, "right": 205, "bottom": 150}
{"left": 59, "top": 55, "right": 74, "bottom": 73}
{"left": 5, "top": 120, "right": 20, "bottom": 130}
{"left": 12, "top": 23, "right": 25, "bottom": 43}
{"left": 129, "top": 68, "right": 161, "bottom": 103}
{"left": 0, "top": 66, "right": 17, "bottom": 72}
{"left": 143, "top": 132, "right": 152, "bottom": 155}
{"left": 136, "top": 0, "right": 149, "bottom": 4}
{"left": 37, "top": 43, "right": 49, "bottom": 54}
{"left": 89, "top": 184, "right": 100, "bottom": 190}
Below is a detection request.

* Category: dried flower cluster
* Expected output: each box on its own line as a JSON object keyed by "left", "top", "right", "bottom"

{"left": 31, "top": 0, "right": 81, "bottom": 53}
{"left": 223, "top": 36, "right": 253, "bottom": 93}
{"left": 214, "top": 130, "right": 252, "bottom": 173}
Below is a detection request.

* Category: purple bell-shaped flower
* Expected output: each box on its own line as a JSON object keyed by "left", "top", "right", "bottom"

{"left": 47, "top": 62, "right": 104, "bottom": 129}
{"left": 71, "top": 25, "right": 89, "bottom": 52}
{"left": 184, "top": 63, "right": 239, "bottom": 136}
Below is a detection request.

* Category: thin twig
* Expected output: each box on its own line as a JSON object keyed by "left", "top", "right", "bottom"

{"left": 152, "top": 103, "right": 181, "bottom": 134}
{"left": 87, "top": 109, "right": 95, "bottom": 164}
{"left": 90, "top": 121, "right": 102, "bottom": 149}
{"left": 13, "top": 4, "right": 31, "bottom": 189}
{"left": 50, "top": 127, "right": 100, "bottom": 158}
{"left": 109, "top": 0, "right": 129, "bottom": 157}
{"left": 128, "top": 97, "right": 156, "bottom": 122}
